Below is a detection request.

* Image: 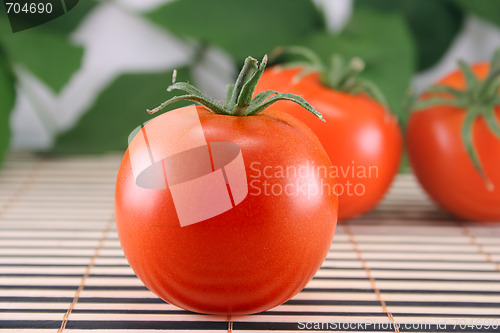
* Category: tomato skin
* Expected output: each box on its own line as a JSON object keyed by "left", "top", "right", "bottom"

{"left": 407, "top": 63, "right": 500, "bottom": 222}
{"left": 115, "top": 106, "right": 337, "bottom": 315}
{"left": 256, "top": 68, "right": 403, "bottom": 220}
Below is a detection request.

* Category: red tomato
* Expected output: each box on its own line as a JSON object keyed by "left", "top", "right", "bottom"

{"left": 407, "top": 63, "right": 500, "bottom": 221}
{"left": 256, "top": 68, "right": 402, "bottom": 220}
{"left": 115, "top": 105, "right": 337, "bottom": 315}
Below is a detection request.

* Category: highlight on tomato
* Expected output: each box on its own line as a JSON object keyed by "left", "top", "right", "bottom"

{"left": 115, "top": 55, "right": 338, "bottom": 315}
{"left": 256, "top": 47, "right": 403, "bottom": 220}
{"left": 407, "top": 50, "right": 500, "bottom": 222}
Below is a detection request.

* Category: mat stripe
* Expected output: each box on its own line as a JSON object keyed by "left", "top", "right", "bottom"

{"left": 1, "top": 152, "right": 499, "bottom": 332}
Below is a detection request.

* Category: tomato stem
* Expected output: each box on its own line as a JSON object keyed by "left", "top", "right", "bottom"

{"left": 233, "top": 55, "right": 268, "bottom": 116}
{"left": 271, "top": 46, "right": 389, "bottom": 110}
{"left": 227, "top": 57, "right": 259, "bottom": 112}
{"left": 146, "top": 55, "right": 324, "bottom": 121}
{"left": 412, "top": 48, "right": 500, "bottom": 190}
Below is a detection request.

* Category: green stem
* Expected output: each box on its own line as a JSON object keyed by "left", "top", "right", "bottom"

{"left": 147, "top": 94, "right": 229, "bottom": 116}
{"left": 227, "top": 57, "right": 258, "bottom": 111}
{"left": 236, "top": 54, "right": 268, "bottom": 110}
{"left": 273, "top": 46, "right": 324, "bottom": 70}
{"left": 146, "top": 55, "right": 324, "bottom": 121}
{"left": 412, "top": 49, "right": 500, "bottom": 190}
{"left": 271, "top": 46, "right": 389, "bottom": 109}
{"left": 337, "top": 57, "right": 365, "bottom": 90}
{"left": 477, "top": 68, "right": 500, "bottom": 100}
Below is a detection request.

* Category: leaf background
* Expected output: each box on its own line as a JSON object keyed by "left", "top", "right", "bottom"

{"left": 303, "top": 8, "right": 415, "bottom": 125}
{"left": 52, "top": 68, "right": 193, "bottom": 154}
{"left": 1, "top": 0, "right": 500, "bottom": 158}
{"left": 0, "top": 1, "right": 95, "bottom": 92}
{"left": 146, "top": 0, "right": 325, "bottom": 64}
{"left": 356, "top": 0, "right": 464, "bottom": 71}
{"left": 0, "top": 47, "right": 15, "bottom": 166}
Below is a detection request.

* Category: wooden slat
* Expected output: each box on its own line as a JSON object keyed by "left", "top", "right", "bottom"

{"left": 0, "top": 152, "right": 499, "bottom": 332}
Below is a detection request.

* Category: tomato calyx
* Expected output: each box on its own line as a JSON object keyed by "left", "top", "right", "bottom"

{"left": 147, "top": 55, "right": 324, "bottom": 121}
{"left": 413, "top": 49, "right": 500, "bottom": 190}
{"left": 270, "top": 46, "right": 389, "bottom": 109}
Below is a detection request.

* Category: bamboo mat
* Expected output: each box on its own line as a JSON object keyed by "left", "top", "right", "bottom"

{"left": 0, "top": 152, "right": 499, "bottom": 333}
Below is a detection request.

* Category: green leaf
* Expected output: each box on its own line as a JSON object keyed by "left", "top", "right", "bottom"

{"left": 0, "top": 3, "right": 12, "bottom": 34}
{"left": 0, "top": 1, "right": 96, "bottom": 92}
{"left": 303, "top": 8, "right": 415, "bottom": 125}
{"left": 51, "top": 68, "right": 193, "bottom": 154}
{"left": 0, "top": 47, "right": 15, "bottom": 166}
{"left": 36, "top": 1, "right": 97, "bottom": 34}
{"left": 1, "top": 30, "right": 83, "bottom": 93}
{"left": 145, "top": 0, "right": 324, "bottom": 63}
{"left": 356, "top": 0, "right": 463, "bottom": 71}
{"left": 0, "top": 1, "right": 95, "bottom": 34}
{"left": 453, "top": 0, "right": 500, "bottom": 27}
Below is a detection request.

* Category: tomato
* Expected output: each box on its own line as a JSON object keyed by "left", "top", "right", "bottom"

{"left": 115, "top": 56, "right": 338, "bottom": 315}
{"left": 256, "top": 67, "right": 402, "bottom": 220}
{"left": 407, "top": 63, "right": 500, "bottom": 221}
{"left": 115, "top": 106, "right": 337, "bottom": 315}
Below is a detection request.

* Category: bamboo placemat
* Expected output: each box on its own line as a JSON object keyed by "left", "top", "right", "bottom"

{"left": 0, "top": 152, "right": 499, "bottom": 332}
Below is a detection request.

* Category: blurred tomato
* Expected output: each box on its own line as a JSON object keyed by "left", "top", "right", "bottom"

{"left": 257, "top": 67, "right": 402, "bottom": 220}
{"left": 407, "top": 63, "right": 500, "bottom": 221}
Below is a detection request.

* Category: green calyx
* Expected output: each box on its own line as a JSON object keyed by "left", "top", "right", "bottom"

{"left": 147, "top": 55, "right": 324, "bottom": 121}
{"left": 270, "top": 46, "right": 389, "bottom": 108}
{"left": 413, "top": 49, "right": 500, "bottom": 190}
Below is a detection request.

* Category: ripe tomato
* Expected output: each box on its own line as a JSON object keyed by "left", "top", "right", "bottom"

{"left": 407, "top": 63, "right": 500, "bottom": 221}
{"left": 115, "top": 56, "right": 338, "bottom": 315}
{"left": 256, "top": 67, "right": 402, "bottom": 220}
